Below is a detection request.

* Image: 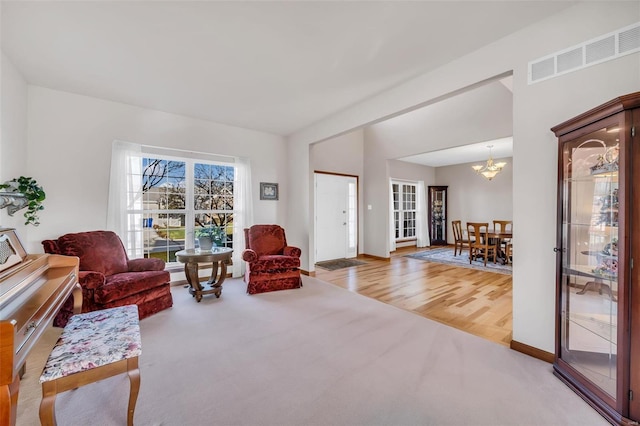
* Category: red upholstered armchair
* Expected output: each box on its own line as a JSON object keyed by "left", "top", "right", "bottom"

{"left": 42, "top": 230, "right": 173, "bottom": 327}
{"left": 242, "top": 225, "right": 302, "bottom": 294}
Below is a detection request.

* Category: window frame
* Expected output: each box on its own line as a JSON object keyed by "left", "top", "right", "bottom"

{"left": 131, "top": 153, "right": 236, "bottom": 266}
{"left": 392, "top": 181, "right": 418, "bottom": 241}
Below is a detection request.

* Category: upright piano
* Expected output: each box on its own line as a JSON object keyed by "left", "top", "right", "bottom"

{"left": 0, "top": 228, "right": 79, "bottom": 426}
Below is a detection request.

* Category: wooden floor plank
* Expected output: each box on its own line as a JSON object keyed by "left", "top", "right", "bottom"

{"left": 315, "top": 246, "right": 513, "bottom": 347}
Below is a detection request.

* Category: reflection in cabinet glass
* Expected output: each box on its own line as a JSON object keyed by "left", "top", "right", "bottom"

{"left": 428, "top": 186, "right": 447, "bottom": 245}
{"left": 561, "top": 136, "right": 619, "bottom": 397}
{"left": 551, "top": 92, "right": 640, "bottom": 425}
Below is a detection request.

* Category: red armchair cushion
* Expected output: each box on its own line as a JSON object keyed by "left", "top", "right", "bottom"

{"left": 246, "top": 225, "right": 288, "bottom": 256}
{"left": 78, "top": 271, "right": 106, "bottom": 290}
{"left": 242, "top": 249, "right": 258, "bottom": 263}
{"left": 42, "top": 239, "right": 60, "bottom": 255}
{"left": 283, "top": 246, "right": 302, "bottom": 258}
{"left": 248, "top": 255, "right": 301, "bottom": 273}
{"left": 57, "top": 231, "right": 129, "bottom": 276}
{"left": 128, "top": 258, "right": 165, "bottom": 272}
{"left": 95, "top": 270, "right": 171, "bottom": 304}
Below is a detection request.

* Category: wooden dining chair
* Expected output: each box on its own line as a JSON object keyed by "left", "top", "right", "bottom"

{"left": 493, "top": 220, "right": 513, "bottom": 264}
{"left": 466, "top": 222, "right": 496, "bottom": 266}
{"left": 451, "top": 220, "right": 472, "bottom": 256}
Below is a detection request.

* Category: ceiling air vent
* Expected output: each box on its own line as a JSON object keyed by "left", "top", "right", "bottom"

{"left": 529, "top": 21, "right": 640, "bottom": 84}
{"left": 557, "top": 48, "right": 583, "bottom": 73}
{"left": 585, "top": 35, "right": 615, "bottom": 64}
{"left": 619, "top": 25, "right": 640, "bottom": 53}
{"left": 531, "top": 57, "right": 555, "bottom": 82}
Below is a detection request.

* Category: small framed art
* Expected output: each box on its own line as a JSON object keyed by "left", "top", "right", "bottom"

{"left": 260, "top": 182, "right": 279, "bottom": 200}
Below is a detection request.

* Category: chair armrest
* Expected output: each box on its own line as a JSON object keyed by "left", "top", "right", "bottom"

{"left": 78, "top": 271, "right": 106, "bottom": 290}
{"left": 283, "top": 246, "right": 301, "bottom": 258}
{"left": 128, "top": 258, "right": 165, "bottom": 272}
{"left": 242, "top": 249, "right": 258, "bottom": 263}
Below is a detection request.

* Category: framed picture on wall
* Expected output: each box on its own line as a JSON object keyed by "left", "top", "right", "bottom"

{"left": 260, "top": 182, "right": 279, "bottom": 200}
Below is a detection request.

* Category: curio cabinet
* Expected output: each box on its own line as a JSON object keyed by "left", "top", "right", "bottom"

{"left": 551, "top": 92, "right": 640, "bottom": 425}
{"left": 428, "top": 186, "right": 447, "bottom": 245}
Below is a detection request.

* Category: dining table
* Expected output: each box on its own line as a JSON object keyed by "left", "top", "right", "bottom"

{"left": 484, "top": 229, "right": 512, "bottom": 265}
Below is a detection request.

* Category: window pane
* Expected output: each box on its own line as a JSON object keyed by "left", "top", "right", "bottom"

{"left": 195, "top": 195, "right": 212, "bottom": 210}
{"left": 403, "top": 211, "right": 416, "bottom": 238}
{"left": 393, "top": 184, "right": 399, "bottom": 210}
{"left": 394, "top": 211, "right": 400, "bottom": 238}
{"left": 144, "top": 213, "right": 185, "bottom": 262}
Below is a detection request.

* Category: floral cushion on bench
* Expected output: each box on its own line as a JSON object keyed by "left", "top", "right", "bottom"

{"left": 40, "top": 305, "right": 141, "bottom": 383}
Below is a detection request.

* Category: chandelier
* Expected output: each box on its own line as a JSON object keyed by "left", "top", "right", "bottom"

{"left": 472, "top": 145, "right": 507, "bottom": 181}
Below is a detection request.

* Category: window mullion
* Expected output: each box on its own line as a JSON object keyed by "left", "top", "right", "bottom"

{"left": 185, "top": 161, "right": 195, "bottom": 249}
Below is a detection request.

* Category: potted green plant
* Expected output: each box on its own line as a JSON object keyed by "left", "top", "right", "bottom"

{"left": 0, "top": 176, "right": 46, "bottom": 226}
{"left": 196, "top": 225, "right": 225, "bottom": 250}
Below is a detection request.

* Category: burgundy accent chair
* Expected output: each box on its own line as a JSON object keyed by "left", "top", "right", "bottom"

{"left": 42, "top": 230, "right": 173, "bottom": 327}
{"left": 242, "top": 225, "right": 302, "bottom": 294}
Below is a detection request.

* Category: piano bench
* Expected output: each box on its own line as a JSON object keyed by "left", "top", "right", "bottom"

{"left": 38, "top": 305, "right": 142, "bottom": 426}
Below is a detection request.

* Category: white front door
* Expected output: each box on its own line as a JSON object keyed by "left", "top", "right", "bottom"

{"left": 315, "top": 173, "right": 357, "bottom": 262}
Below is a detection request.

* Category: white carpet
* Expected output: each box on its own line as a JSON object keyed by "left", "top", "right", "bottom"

{"left": 17, "top": 276, "right": 607, "bottom": 426}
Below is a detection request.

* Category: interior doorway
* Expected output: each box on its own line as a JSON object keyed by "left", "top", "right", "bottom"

{"left": 314, "top": 172, "right": 358, "bottom": 262}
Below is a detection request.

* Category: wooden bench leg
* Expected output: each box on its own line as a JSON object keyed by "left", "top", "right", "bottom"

{"left": 127, "top": 357, "right": 140, "bottom": 426}
{"left": 39, "top": 381, "right": 58, "bottom": 426}
{"left": 1, "top": 374, "right": 20, "bottom": 426}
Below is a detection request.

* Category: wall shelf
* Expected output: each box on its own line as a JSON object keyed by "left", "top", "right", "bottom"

{"left": 0, "top": 192, "right": 28, "bottom": 216}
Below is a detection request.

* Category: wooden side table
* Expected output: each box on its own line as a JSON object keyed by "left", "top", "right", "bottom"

{"left": 175, "top": 247, "right": 233, "bottom": 302}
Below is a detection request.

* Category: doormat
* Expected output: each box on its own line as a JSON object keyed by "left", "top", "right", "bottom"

{"left": 405, "top": 248, "right": 512, "bottom": 275}
{"left": 316, "top": 259, "right": 367, "bottom": 271}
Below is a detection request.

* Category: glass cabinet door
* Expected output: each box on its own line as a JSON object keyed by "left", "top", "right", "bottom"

{"left": 559, "top": 123, "right": 621, "bottom": 400}
{"left": 428, "top": 186, "right": 447, "bottom": 245}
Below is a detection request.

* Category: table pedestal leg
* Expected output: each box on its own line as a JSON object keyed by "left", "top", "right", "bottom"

{"left": 207, "top": 260, "right": 227, "bottom": 298}
{"left": 184, "top": 260, "right": 229, "bottom": 302}
{"left": 184, "top": 261, "right": 203, "bottom": 302}
{"left": 577, "top": 278, "right": 617, "bottom": 302}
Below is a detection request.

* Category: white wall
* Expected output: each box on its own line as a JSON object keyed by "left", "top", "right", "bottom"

{"left": 24, "top": 87, "right": 287, "bottom": 253}
{"left": 388, "top": 159, "right": 435, "bottom": 183}
{"left": 287, "top": 1, "right": 640, "bottom": 353}
{"left": 0, "top": 52, "right": 29, "bottom": 232}
{"left": 311, "top": 129, "right": 364, "bottom": 175}
{"left": 436, "top": 158, "right": 513, "bottom": 244}
{"left": 357, "top": 79, "right": 513, "bottom": 258}
{"left": 509, "top": 6, "right": 640, "bottom": 353}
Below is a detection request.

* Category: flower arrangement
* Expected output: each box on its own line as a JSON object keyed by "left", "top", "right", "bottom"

{"left": 196, "top": 225, "right": 226, "bottom": 249}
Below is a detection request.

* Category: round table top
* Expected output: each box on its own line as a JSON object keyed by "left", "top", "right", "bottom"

{"left": 175, "top": 247, "right": 233, "bottom": 263}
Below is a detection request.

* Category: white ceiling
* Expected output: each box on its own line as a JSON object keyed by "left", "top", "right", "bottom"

{"left": 1, "top": 1, "right": 577, "bottom": 136}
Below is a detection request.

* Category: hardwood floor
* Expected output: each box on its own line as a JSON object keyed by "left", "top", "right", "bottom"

{"left": 314, "top": 246, "right": 513, "bottom": 347}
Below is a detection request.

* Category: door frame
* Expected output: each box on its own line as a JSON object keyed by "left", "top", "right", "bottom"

{"left": 314, "top": 171, "right": 359, "bottom": 263}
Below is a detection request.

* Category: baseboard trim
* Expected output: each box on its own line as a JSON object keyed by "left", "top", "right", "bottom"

{"left": 510, "top": 340, "right": 554, "bottom": 364}
{"left": 360, "top": 254, "right": 390, "bottom": 262}
{"left": 301, "top": 269, "right": 315, "bottom": 277}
